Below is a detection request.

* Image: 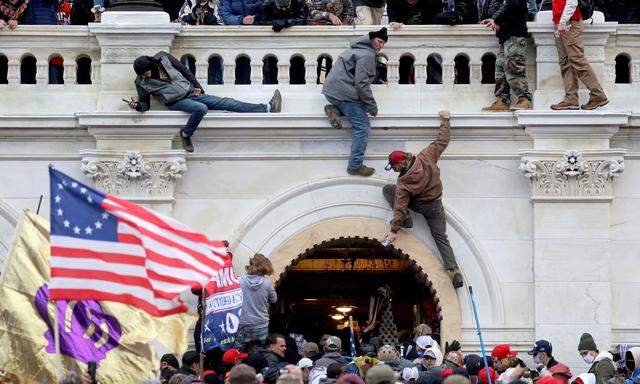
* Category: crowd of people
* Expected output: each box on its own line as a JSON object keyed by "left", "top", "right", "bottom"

{"left": 1, "top": 0, "right": 639, "bottom": 30}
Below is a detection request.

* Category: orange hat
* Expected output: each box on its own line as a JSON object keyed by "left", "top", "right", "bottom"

{"left": 491, "top": 345, "right": 517, "bottom": 360}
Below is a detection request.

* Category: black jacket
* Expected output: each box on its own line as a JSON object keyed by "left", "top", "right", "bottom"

{"left": 258, "top": 0, "right": 308, "bottom": 30}
{"left": 433, "top": 0, "right": 477, "bottom": 24}
{"left": 492, "top": 0, "right": 528, "bottom": 43}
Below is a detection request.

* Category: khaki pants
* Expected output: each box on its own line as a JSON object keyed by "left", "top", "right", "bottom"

{"left": 555, "top": 20, "right": 607, "bottom": 104}
{"left": 355, "top": 6, "right": 384, "bottom": 25}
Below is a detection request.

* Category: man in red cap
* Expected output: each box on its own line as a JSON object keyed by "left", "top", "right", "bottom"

{"left": 491, "top": 344, "right": 525, "bottom": 383}
{"left": 382, "top": 110, "right": 463, "bottom": 288}
{"left": 224, "top": 348, "right": 249, "bottom": 366}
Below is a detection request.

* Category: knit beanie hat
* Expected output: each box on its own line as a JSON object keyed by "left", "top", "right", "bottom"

{"left": 368, "top": 27, "right": 388, "bottom": 42}
{"left": 377, "top": 345, "right": 400, "bottom": 362}
{"left": 578, "top": 333, "right": 597, "bottom": 351}
{"left": 133, "top": 56, "right": 155, "bottom": 76}
{"left": 366, "top": 365, "right": 396, "bottom": 384}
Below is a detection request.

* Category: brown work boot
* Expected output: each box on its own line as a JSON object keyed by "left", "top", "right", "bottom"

{"left": 581, "top": 98, "right": 609, "bottom": 110}
{"left": 481, "top": 100, "right": 510, "bottom": 112}
{"left": 347, "top": 165, "right": 375, "bottom": 177}
{"left": 510, "top": 97, "right": 532, "bottom": 111}
{"left": 550, "top": 100, "right": 579, "bottom": 110}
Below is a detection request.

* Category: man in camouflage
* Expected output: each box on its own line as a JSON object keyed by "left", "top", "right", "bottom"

{"left": 481, "top": 0, "right": 533, "bottom": 111}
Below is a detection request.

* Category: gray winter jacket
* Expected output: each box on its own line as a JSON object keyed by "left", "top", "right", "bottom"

{"left": 239, "top": 274, "right": 277, "bottom": 328}
{"left": 134, "top": 51, "right": 204, "bottom": 111}
{"left": 321, "top": 35, "right": 378, "bottom": 114}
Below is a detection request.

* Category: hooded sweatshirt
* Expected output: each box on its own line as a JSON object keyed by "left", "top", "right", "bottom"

{"left": 239, "top": 274, "right": 277, "bottom": 328}
{"left": 626, "top": 348, "right": 640, "bottom": 384}
{"left": 589, "top": 351, "right": 617, "bottom": 384}
{"left": 322, "top": 35, "right": 378, "bottom": 115}
{"left": 389, "top": 119, "right": 449, "bottom": 233}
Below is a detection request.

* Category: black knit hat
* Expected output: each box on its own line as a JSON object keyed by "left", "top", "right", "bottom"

{"left": 368, "top": 27, "right": 388, "bottom": 42}
{"left": 133, "top": 55, "right": 155, "bottom": 76}
{"left": 578, "top": 333, "right": 597, "bottom": 351}
{"left": 161, "top": 353, "right": 180, "bottom": 370}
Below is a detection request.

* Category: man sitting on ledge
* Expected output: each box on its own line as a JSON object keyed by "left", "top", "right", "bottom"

{"left": 382, "top": 111, "right": 464, "bottom": 289}
{"left": 127, "top": 52, "right": 282, "bottom": 153}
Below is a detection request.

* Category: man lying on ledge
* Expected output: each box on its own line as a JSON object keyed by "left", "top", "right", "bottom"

{"left": 127, "top": 51, "right": 282, "bottom": 152}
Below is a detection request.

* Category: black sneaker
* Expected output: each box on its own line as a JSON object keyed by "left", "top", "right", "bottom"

{"left": 181, "top": 133, "right": 194, "bottom": 153}
{"left": 269, "top": 90, "right": 282, "bottom": 113}
{"left": 324, "top": 104, "right": 343, "bottom": 129}
{"left": 448, "top": 268, "right": 464, "bottom": 289}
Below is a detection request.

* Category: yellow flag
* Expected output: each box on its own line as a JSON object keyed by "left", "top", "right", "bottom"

{"left": 0, "top": 212, "right": 196, "bottom": 384}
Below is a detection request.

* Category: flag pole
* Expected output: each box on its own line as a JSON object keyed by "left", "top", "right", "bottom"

{"left": 468, "top": 286, "right": 492, "bottom": 384}
{"left": 53, "top": 300, "right": 63, "bottom": 379}
{"left": 199, "top": 287, "right": 206, "bottom": 379}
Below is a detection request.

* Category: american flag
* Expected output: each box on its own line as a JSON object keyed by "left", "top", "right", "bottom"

{"left": 349, "top": 316, "right": 357, "bottom": 357}
{"left": 48, "top": 167, "right": 229, "bottom": 316}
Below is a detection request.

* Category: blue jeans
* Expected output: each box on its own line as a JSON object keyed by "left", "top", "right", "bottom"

{"left": 235, "top": 324, "right": 269, "bottom": 349}
{"left": 169, "top": 94, "right": 267, "bottom": 136}
{"left": 325, "top": 95, "right": 371, "bottom": 170}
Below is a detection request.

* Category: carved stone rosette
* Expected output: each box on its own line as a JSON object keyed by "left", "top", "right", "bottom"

{"left": 520, "top": 150, "right": 624, "bottom": 200}
{"left": 80, "top": 151, "right": 187, "bottom": 197}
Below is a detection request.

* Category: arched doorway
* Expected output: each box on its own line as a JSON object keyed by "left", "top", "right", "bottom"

{"left": 271, "top": 237, "right": 442, "bottom": 350}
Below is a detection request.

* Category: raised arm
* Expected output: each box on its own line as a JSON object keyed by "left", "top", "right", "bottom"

{"left": 419, "top": 112, "right": 450, "bottom": 162}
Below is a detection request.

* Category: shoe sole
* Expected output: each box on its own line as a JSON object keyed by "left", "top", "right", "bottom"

{"left": 509, "top": 106, "right": 532, "bottom": 111}
{"left": 347, "top": 169, "right": 375, "bottom": 177}
{"left": 551, "top": 105, "right": 580, "bottom": 110}
{"left": 581, "top": 99, "right": 609, "bottom": 110}
{"left": 324, "top": 105, "right": 343, "bottom": 129}
{"left": 269, "top": 90, "right": 282, "bottom": 113}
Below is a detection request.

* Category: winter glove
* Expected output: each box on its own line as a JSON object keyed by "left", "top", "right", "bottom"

{"left": 445, "top": 340, "right": 461, "bottom": 354}
{"left": 272, "top": 19, "right": 287, "bottom": 32}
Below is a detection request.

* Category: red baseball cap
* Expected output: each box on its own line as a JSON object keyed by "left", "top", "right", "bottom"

{"left": 491, "top": 344, "right": 517, "bottom": 360}
{"left": 223, "top": 348, "right": 248, "bottom": 364}
{"left": 385, "top": 151, "right": 406, "bottom": 171}
{"left": 478, "top": 367, "right": 498, "bottom": 384}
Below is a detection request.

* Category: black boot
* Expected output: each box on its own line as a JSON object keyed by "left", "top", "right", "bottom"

{"left": 181, "top": 132, "right": 194, "bottom": 153}
{"left": 448, "top": 268, "right": 464, "bottom": 289}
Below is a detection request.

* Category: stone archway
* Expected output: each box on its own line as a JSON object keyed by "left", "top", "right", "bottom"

{"left": 267, "top": 217, "right": 462, "bottom": 344}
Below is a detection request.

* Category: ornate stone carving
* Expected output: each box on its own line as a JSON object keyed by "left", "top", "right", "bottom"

{"left": 520, "top": 150, "right": 623, "bottom": 199}
{"left": 81, "top": 151, "right": 187, "bottom": 197}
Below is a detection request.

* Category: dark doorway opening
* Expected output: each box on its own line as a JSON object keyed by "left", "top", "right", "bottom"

{"left": 271, "top": 237, "right": 441, "bottom": 351}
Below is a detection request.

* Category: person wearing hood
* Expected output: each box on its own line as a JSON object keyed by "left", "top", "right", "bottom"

{"left": 528, "top": 340, "right": 572, "bottom": 384}
{"left": 573, "top": 373, "right": 597, "bottom": 384}
{"left": 382, "top": 110, "right": 463, "bottom": 289}
{"left": 322, "top": 28, "right": 388, "bottom": 177}
{"left": 237, "top": 253, "right": 278, "bottom": 347}
{"left": 129, "top": 52, "right": 281, "bottom": 153}
{"left": 625, "top": 347, "right": 640, "bottom": 384}
{"left": 578, "top": 333, "right": 616, "bottom": 384}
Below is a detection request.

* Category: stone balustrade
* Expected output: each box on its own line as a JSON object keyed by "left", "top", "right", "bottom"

{"left": 0, "top": 12, "right": 639, "bottom": 113}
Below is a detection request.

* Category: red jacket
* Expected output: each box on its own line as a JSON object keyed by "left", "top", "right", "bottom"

{"left": 547, "top": 359, "right": 573, "bottom": 384}
{"left": 552, "top": 0, "right": 582, "bottom": 24}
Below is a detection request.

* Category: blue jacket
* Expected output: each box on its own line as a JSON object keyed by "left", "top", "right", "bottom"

{"left": 221, "top": 0, "right": 263, "bottom": 25}
{"left": 28, "top": 0, "right": 57, "bottom": 25}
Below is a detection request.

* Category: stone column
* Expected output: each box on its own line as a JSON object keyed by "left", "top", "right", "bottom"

{"left": 89, "top": 12, "right": 181, "bottom": 111}
{"left": 518, "top": 111, "right": 628, "bottom": 374}
{"left": 77, "top": 114, "right": 187, "bottom": 215}
{"left": 528, "top": 11, "right": 616, "bottom": 109}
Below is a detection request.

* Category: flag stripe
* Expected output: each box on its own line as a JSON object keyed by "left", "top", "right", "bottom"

{"left": 49, "top": 278, "right": 182, "bottom": 311}
{"left": 51, "top": 246, "right": 146, "bottom": 266}
{"left": 51, "top": 235, "right": 146, "bottom": 257}
{"left": 106, "top": 196, "right": 228, "bottom": 254}
{"left": 49, "top": 288, "right": 186, "bottom": 317}
{"left": 104, "top": 201, "right": 226, "bottom": 266}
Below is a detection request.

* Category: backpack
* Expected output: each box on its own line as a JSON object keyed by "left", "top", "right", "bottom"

{"left": 577, "top": 0, "right": 594, "bottom": 20}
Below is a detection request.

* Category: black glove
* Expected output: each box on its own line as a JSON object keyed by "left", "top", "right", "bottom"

{"left": 272, "top": 19, "right": 287, "bottom": 32}
{"left": 445, "top": 340, "right": 461, "bottom": 354}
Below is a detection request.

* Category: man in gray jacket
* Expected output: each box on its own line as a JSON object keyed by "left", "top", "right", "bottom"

{"left": 128, "top": 51, "right": 282, "bottom": 152}
{"left": 322, "top": 28, "right": 388, "bottom": 177}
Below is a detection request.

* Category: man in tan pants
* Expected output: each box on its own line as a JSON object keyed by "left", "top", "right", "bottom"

{"left": 550, "top": 0, "right": 608, "bottom": 110}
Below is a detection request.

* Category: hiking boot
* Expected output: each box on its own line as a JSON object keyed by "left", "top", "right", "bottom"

{"left": 481, "top": 100, "right": 510, "bottom": 112}
{"left": 402, "top": 213, "right": 413, "bottom": 229}
{"left": 347, "top": 165, "right": 375, "bottom": 177}
{"left": 269, "top": 89, "right": 282, "bottom": 113}
{"left": 510, "top": 97, "right": 532, "bottom": 111}
{"left": 550, "top": 100, "right": 579, "bottom": 110}
{"left": 180, "top": 132, "right": 194, "bottom": 153}
{"left": 448, "top": 268, "right": 464, "bottom": 289}
{"left": 581, "top": 98, "right": 609, "bottom": 110}
{"left": 324, "top": 104, "right": 343, "bottom": 129}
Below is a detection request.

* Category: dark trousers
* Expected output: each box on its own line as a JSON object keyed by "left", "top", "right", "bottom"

{"left": 383, "top": 184, "right": 458, "bottom": 270}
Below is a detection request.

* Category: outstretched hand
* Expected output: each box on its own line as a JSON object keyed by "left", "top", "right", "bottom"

{"left": 445, "top": 340, "right": 461, "bottom": 354}
{"left": 439, "top": 110, "right": 450, "bottom": 120}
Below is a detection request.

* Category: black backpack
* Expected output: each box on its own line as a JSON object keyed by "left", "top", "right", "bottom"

{"left": 578, "top": 0, "right": 594, "bottom": 20}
